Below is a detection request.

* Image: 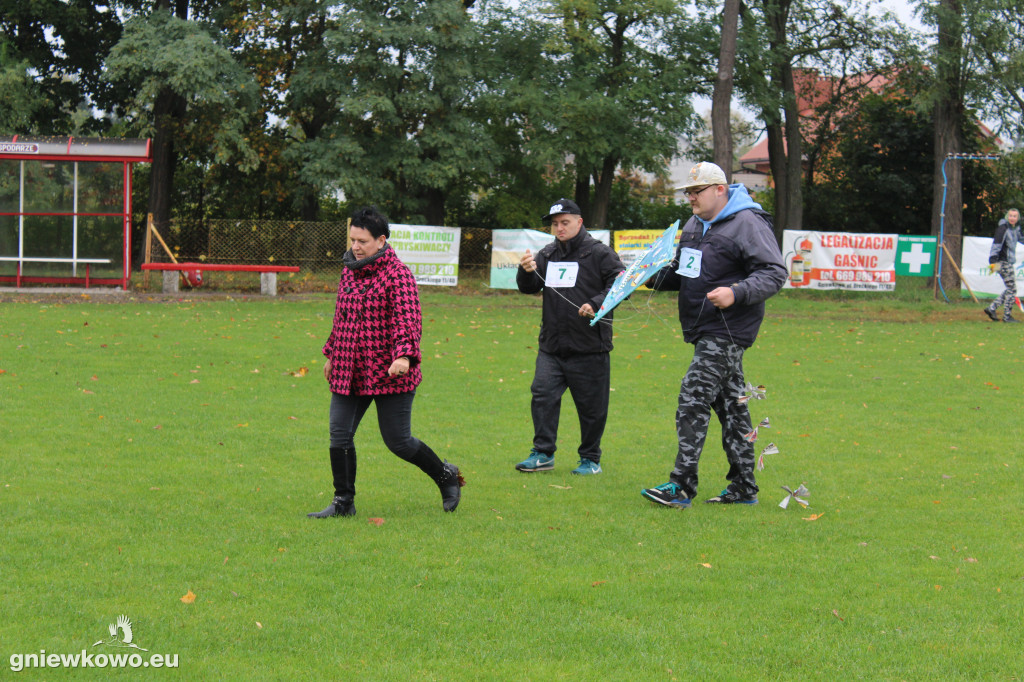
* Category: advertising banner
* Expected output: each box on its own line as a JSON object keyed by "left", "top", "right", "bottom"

{"left": 960, "top": 236, "right": 1024, "bottom": 297}
{"left": 389, "top": 224, "right": 461, "bottom": 286}
{"left": 489, "top": 229, "right": 610, "bottom": 289}
{"left": 613, "top": 229, "right": 681, "bottom": 269}
{"left": 782, "top": 230, "right": 897, "bottom": 291}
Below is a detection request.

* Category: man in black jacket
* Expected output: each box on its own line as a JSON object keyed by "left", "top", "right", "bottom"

{"left": 515, "top": 198, "right": 625, "bottom": 475}
{"left": 640, "top": 162, "right": 786, "bottom": 508}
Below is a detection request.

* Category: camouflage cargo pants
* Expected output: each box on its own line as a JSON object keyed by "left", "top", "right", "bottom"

{"left": 669, "top": 336, "right": 757, "bottom": 499}
{"left": 991, "top": 261, "right": 1018, "bottom": 319}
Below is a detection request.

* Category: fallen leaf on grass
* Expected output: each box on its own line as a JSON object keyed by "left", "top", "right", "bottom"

{"left": 289, "top": 367, "right": 309, "bottom": 377}
{"left": 255, "top": 622, "right": 262, "bottom": 629}
{"left": 802, "top": 513, "right": 824, "bottom": 521}
{"left": 832, "top": 609, "right": 844, "bottom": 622}
{"left": 368, "top": 518, "right": 385, "bottom": 526}
{"left": 180, "top": 590, "right": 196, "bottom": 604}
{"left": 591, "top": 580, "right": 606, "bottom": 587}
{"left": 700, "top": 563, "right": 713, "bottom": 569}
{"left": 549, "top": 485, "right": 572, "bottom": 490}
{"left": 965, "top": 557, "right": 978, "bottom": 563}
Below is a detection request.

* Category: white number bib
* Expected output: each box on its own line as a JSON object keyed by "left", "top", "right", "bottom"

{"left": 676, "top": 248, "right": 703, "bottom": 278}
{"left": 545, "top": 262, "right": 579, "bottom": 288}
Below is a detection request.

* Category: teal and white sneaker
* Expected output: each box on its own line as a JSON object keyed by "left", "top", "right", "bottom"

{"left": 571, "top": 459, "right": 602, "bottom": 475}
{"left": 515, "top": 449, "right": 554, "bottom": 472}
{"left": 641, "top": 482, "right": 691, "bottom": 508}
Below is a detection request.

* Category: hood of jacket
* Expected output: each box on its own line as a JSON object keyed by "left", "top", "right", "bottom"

{"left": 699, "top": 184, "right": 762, "bottom": 234}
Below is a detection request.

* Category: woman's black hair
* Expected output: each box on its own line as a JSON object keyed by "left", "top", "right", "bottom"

{"left": 350, "top": 206, "right": 390, "bottom": 239}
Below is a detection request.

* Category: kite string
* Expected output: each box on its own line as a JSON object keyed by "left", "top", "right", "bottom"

{"left": 527, "top": 266, "right": 679, "bottom": 331}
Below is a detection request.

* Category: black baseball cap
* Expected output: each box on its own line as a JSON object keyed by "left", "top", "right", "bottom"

{"left": 542, "top": 198, "right": 582, "bottom": 222}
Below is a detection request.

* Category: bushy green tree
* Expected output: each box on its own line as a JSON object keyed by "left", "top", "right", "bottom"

{"left": 0, "top": 0, "right": 130, "bottom": 134}
{"left": 527, "top": 0, "right": 709, "bottom": 230}
{"left": 106, "top": 4, "right": 259, "bottom": 231}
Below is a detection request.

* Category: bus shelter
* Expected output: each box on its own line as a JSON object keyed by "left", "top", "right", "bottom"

{"left": 0, "top": 136, "right": 151, "bottom": 289}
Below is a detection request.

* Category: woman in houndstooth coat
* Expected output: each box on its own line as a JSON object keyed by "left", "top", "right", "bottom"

{"left": 308, "top": 207, "right": 464, "bottom": 518}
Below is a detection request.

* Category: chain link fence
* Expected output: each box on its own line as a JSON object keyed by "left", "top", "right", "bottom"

{"left": 153, "top": 219, "right": 495, "bottom": 280}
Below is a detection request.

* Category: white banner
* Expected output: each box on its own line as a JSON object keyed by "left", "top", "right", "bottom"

{"left": 388, "top": 224, "right": 461, "bottom": 286}
{"left": 961, "top": 236, "right": 1024, "bottom": 297}
{"left": 782, "top": 230, "right": 897, "bottom": 291}
{"left": 489, "top": 229, "right": 610, "bottom": 289}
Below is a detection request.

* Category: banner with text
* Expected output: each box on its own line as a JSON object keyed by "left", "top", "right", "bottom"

{"left": 489, "top": 229, "right": 610, "bottom": 289}
{"left": 613, "top": 229, "right": 681, "bottom": 269}
{"left": 389, "top": 224, "right": 461, "bottom": 286}
{"left": 960, "top": 236, "right": 1024, "bottom": 297}
{"left": 782, "top": 230, "right": 897, "bottom": 291}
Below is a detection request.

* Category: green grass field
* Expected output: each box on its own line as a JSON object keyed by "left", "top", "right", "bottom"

{"left": 1, "top": 285, "right": 1021, "bottom": 680}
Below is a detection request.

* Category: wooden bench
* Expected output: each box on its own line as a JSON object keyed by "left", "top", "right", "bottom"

{"left": 0, "top": 256, "right": 112, "bottom": 288}
{"left": 140, "top": 262, "right": 301, "bottom": 296}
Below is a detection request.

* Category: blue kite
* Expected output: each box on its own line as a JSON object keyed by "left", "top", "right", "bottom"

{"left": 590, "top": 220, "right": 679, "bottom": 326}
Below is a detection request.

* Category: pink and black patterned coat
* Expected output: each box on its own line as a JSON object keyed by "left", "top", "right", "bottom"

{"left": 322, "top": 246, "right": 423, "bottom": 395}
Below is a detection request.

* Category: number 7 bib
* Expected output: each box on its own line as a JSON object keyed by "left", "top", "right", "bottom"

{"left": 676, "top": 248, "right": 702, "bottom": 278}
{"left": 545, "top": 262, "right": 579, "bottom": 288}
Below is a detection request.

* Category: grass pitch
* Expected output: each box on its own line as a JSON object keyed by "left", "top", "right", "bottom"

{"left": 1, "top": 286, "right": 1021, "bottom": 680}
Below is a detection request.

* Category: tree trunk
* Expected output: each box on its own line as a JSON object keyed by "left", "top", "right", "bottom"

{"left": 574, "top": 166, "right": 591, "bottom": 225}
{"left": 932, "top": 0, "right": 964, "bottom": 296}
{"left": 762, "top": 0, "right": 801, "bottom": 237}
{"left": 765, "top": 121, "right": 787, "bottom": 241}
{"left": 148, "top": 0, "right": 188, "bottom": 242}
{"left": 148, "top": 85, "right": 187, "bottom": 238}
{"left": 589, "top": 156, "right": 618, "bottom": 231}
{"left": 781, "top": 60, "right": 803, "bottom": 232}
{"left": 712, "top": 0, "right": 741, "bottom": 180}
{"left": 424, "top": 187, "right": 446, "bottom": 226}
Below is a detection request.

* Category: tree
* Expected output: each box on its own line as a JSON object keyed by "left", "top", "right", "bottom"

{"left": 297, "top": 0, "right": 495, "bottom": 225}
{"left": 0, "top": 45, "right": 45, "bottom": 134}
{"left": 732, "top": 0, "right": 913, "bottom": 237}
{"left": 106, "top": 3, "right": 258, "bottom": 234}
{"left": 530, "top": 0, "right": 709, "bottom": 230}
{"left": 711, "top": 0, "right": 742, "bottom": 179}
{"left": 914, "top": 0, "right": 1024, "bottom": 294}
{"left": 0, "top": 0, "right": 130, "bottom": 134}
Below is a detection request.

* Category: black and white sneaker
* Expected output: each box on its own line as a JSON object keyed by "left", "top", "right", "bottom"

{"left": 705, "top": 488, "right": 758, "bottom": 505}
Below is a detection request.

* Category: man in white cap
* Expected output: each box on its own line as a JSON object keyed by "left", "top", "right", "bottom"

{"left": 515, "top": 198, "right": 624, "bottom": 475}
{"left": 641, "top": 162, "right": 786, "bottom": 507}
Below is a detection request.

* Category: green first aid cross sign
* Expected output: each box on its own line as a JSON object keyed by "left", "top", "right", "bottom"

{"left": 895, "top": 236, "right": 936, "bottom": 277}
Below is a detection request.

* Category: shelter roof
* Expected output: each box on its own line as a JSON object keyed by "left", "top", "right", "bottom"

{"left": 0, "top": 136, "right": 151, "bottom": 162}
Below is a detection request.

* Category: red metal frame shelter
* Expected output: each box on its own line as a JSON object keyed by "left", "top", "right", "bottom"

{"left": 0, "top": 136, "right": 152, "bottom": 289}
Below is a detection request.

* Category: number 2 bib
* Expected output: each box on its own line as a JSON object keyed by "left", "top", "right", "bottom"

{"left": 676, "top": 248, "right": 702, "bottom": 278}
